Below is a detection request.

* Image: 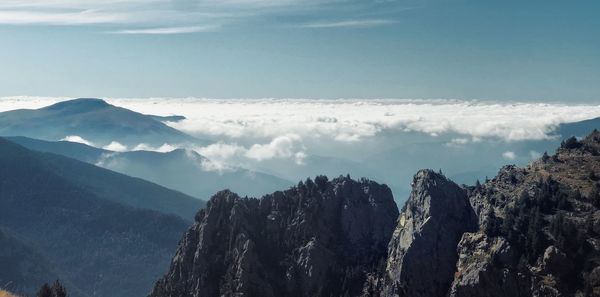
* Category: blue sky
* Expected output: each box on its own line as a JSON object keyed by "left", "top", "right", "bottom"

{"left": 0, "top": 0, "right": 598, "bottom": 101}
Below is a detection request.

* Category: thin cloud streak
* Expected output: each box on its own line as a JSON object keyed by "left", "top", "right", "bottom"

{"left": 0, "top": 0, "right": 401, "bottom": 30}
{"left": 0, "top": 9, "right": 130, "bottom": 25}
{"left": 299, "top": 19, "right": 397, "bottom": 28}
{"left": 110, "top": 25, "right": 219, "bottom": 34}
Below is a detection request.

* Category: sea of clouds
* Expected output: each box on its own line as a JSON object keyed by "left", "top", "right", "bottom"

{"left": 2, "top": 96, "right": 600, "bottom": 171}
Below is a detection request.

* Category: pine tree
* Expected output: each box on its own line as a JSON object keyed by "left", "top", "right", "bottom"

{"left": 51, "top": 280, "right": 68, "bottom": 297}
{"left": 542, "top": 151, "right": 550, "bottom": 162}
{"left": 37, "top": 283, "right": 53, "bottom": 297}
{"left": 562, "top": 136, "right": 581, "bottom": 149}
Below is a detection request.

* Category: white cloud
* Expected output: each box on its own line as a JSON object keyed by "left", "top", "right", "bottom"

{"left": 194, "top": 142, "right": 246, "bottom": 171}
{"left": 61, "top": 135, "right": 94, "bottom": 146}
{"left": 0, "top": 0, "right": 368, "bottom": 30}
{"left": 96, "top": 98, "right": 600, "bottom": 143}
{"left": 6, "top": 97, "right": 600, "bottom": 144}
{"left": 94, "top": 152, "right": 120, "bottom": 167}
{"left": 0, "top": 9, "right": 131, "bottom": 25}
{"left": 245, "top": 134, "right": 302, "bottom": 161}
{"left": 446, "top": 137, "right": 470, "bottom": 147}
{"left": 193, "top": 135, "right": 306, "bottom": 171}
{"left": 502, "top": 151, "right": 517, "bottom": 160}
{"left": 132, "top": 143, "right": 177, "bottom": 152}
{"left": 299, "top": 19, "right": 397, "bottom": 28}
{"left": 294, "top": 151, "right": 307, "bottom": 165}
{"left": 110, "top": 25, "right": 218, "bottom": 35}
{"left": 103, "top": 141, "right": 128, "bottom": 152}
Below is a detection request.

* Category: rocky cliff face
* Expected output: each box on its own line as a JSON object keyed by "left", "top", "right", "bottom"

{"left": 366, "top": 170, "right": 477, "bottom": 297}
{"left": 446, "top": 131, "right": 600, "bottom": 297}
{"left": 149, "top": 176, "right": 399, "bottom": 297}
{"left": 152, "top": 130, "right": 600, "bottom": 297}
{"left": 371, "top": 130, "right": 600, "bottom": 297}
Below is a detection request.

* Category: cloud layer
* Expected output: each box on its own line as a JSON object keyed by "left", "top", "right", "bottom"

{"left": 96, "top": 98, "right": 600, "bottom": 142}
{"left": 6, "top": 97, "right": 600, "bottom": 144}
{"left": 4, "top": 97, "right": 600, "bottom": 171}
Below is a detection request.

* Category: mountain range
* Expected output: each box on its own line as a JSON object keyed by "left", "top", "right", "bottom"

{"left": 7, "top": 136, "right": 293, "bottom": 200}
{"left": 2, "top": 98, "right": 599, "bottom": 205}
{"left": 1, "top": 98, "right": 600, "bottom": 297}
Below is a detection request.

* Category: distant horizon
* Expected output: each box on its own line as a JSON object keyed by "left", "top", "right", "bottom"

{"left": 1, "top": 95, "right": 599, "bottom": 105}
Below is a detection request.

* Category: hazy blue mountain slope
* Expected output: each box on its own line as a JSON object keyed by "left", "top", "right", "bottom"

{"left": 0, "top": 138, "right": 190, "bottom": 297}
{"left": 7, "top": 136, "right": 108, "bottom": 162}
{"left": 103, "top": 149, "right": 293, "bottom": 199}
{"left": 0, "top": 229, "right": 66, "bottom": 297}
{"left": 4, "top": 137, "right": 204, "bottom": 220}
{"left": 9, "top": 136, "right": 292, "bottom": 200}
{"left": 555, "top": 117, "right": 600, "bottom": 139}
{"left": 0, "top": 98, "right": 200, "bottom": 146}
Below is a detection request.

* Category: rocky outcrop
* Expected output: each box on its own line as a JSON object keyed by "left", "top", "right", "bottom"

{"left": 149, "top": 176, "right": 399, "bottom": 297}
{"left": 365, "top": 170, "right": 477, "bottom": 297}
{"left": 152, "top": 130, "right": 600, "bottom": 297}
{"left": 446, "top": 131, "right": 600, "bottom": 297}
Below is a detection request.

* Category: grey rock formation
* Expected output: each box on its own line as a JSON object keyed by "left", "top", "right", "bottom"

{"left": 150, "top": 176, "right": 399, "bottom": 297}
{"left": 448, "top": 233, "right": 528, "bottom": 297}
{"left": 152, "top": 130, "right": 600, "bottom": 297}
{"left": 370, "top": 170, "right": 477, "bottom": 297}
{"left": 446, "top": 131, "right": 600, "bottom": 297}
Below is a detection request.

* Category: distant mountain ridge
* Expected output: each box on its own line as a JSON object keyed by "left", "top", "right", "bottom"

{"left": 8, "top": 136, "right": 293, "bottom": 200}
{"left": 0, "top": 98, "right": 201, "bottom": 147}
{"left": 3, "top": 137, "right": 204, "bottom": 220}
{"left": 0, "top": 138, "right": 192, "bottom": 297}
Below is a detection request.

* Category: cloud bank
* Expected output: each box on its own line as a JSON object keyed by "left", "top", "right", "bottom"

{"left": 195, "top": 134, "right": 306, "bottom": 171}
{"left": 5, "top": 97, "right": 600, "bottom": 144}
{"left": 99, "top": 98, "right": 600, "bottom": 142}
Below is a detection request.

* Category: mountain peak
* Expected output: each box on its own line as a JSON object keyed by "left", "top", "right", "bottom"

{"left": 43, "top": 98, "right": 111, "bottom": 112}
{"left": 151, "top": 176, "right": 398, "bottom": 297}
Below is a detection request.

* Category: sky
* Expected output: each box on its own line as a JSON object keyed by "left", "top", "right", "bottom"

{"left": 0, "top": 0, "right": 599, "bottom": 101}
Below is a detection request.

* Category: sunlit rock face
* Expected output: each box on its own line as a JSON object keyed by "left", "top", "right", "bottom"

{"left": 366, "top": 170, "right": 477, "bottom": 297}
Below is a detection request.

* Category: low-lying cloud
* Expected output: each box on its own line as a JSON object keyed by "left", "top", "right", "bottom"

{"left": 6, "top": 97, "right": 600, "bottom": 144}
{"left": 61, "top": 135, "right": 94, "bottom": 146}
{"left": 194, "top": 134, "right": 306, "bottom": 171}
{"left": 100, "top": 98, "right": 600, "bottom": 142}
{"left": 132, "top": 143, "right": 178, "bottom": 153}
{"left": 104, "top": 141, "right": 128, "bottom": 152}
{"left": 5, "top": 97, "right": 600, "bottom": 173}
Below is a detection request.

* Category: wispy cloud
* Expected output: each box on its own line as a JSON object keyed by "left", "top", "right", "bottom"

{"left": 0, "top": 9, "right": 130, "bottom": 25}
{"left": 0, "top": 0, "right": 403, "bottom": 31}
{"left": 299, "top": 19, "right": 397, "bottom": 28}
{"left": 502, "top": 151, "right": 517, "bottom": 160}
{"left": 110, "top": 25, "right": 218, "bottom": 34}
